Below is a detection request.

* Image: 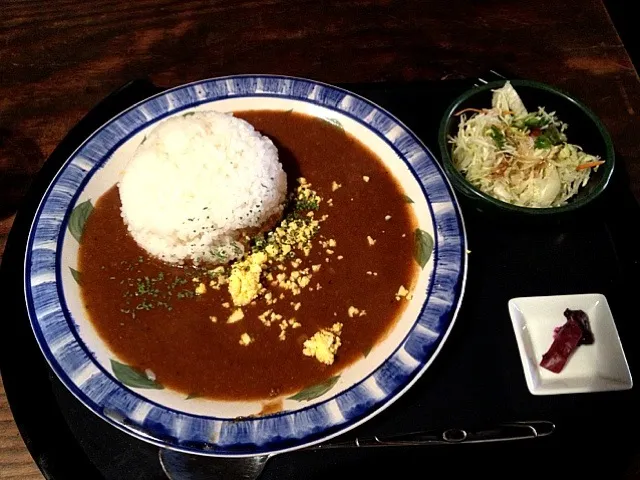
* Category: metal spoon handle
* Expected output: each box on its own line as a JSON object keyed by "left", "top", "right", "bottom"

{"left": 159, "top": 421, "right": 554, "bottom": 479}
{"left": 315, "top": 420, "right": 555, "bottom": 448}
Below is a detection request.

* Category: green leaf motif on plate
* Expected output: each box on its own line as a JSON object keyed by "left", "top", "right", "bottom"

{"left": 69, "top": 267, "right": 81, "bottom": 284}
{"left": 110, "top": 359, "right": 164, "bottom": 390}
{"left": 362, "top": 345, "right": 372, "bottom": 358}
{"left": 323, "top": 118, "right": 344, "bottom": 132}
{"left": 288, "top": 375, "right": 340, "bottom": 402}
{"left": 186, "top": 392, "right": 201, "bottom": 400}
{"left": 403, "top": 194, "right": 414, "bottom": 204}
{"left": 182, "top": 111, "right": 195, "bottom": 117}
{"left": 68, "top": 200, "right": 94, "bottom": 242}
{"left": 414, "top": 228, "right": 434, "bottom": 269}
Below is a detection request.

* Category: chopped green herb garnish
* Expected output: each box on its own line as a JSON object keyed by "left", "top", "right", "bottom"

{"left": 489, "top": 125, "right": 505, "bottom": 150}
{"left": 252, "top": 233, "right": 267, "bottom": 250}
{"left": 177, "top": 290, "right": 195, "bottom": 299}
{"left": 135, "top": 300, "right": 154, "bottom": 311}
{"left": 170, "top": 276, "right": 187, "bottom": 288}
{"left": 513, "top": 114, "right": 550, "bottom": 129}
{"left": 295, "top": 198, "right": 319, "bottom": 211}
{"left": 534, "top": 125, "right": 566, "bottom": 149}
{"left": 534, "top": 136, "right": 553, "bottom": 149}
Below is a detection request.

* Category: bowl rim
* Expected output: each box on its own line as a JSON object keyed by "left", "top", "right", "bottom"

{"left": 438, "top": 79, "right": 616, "bottom": 214}
{"left": 24, "top": 74, "right": 468, "bottom": 456}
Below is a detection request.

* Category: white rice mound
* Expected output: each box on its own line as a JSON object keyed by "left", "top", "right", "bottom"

{"left": 119, "top": 110, "right": 287, "bottom": 264}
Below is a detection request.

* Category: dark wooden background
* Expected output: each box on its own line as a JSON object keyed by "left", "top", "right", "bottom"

{"left": 1, "top": 0, "right": 639, "bottom": 478}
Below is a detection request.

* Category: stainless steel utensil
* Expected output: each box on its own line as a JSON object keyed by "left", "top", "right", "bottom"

{"left": 159, "top": 420, "right": 554, "bottom": 479}
{"left": 316, "top": 420, "right": 554, "bottom": 448}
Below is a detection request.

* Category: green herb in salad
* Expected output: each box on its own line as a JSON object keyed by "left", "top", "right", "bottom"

{"left": 489, "top": 125, "right": 505, "bottom": 149}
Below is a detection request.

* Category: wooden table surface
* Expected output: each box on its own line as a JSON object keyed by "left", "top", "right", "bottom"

{"left": 2, "top": 0, "right": 640, "bottom": 478}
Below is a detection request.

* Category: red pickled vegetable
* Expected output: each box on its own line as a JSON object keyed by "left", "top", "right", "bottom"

{"left": 540, "top": 309, "right": 594, "bottom": 374}
{"left": 540, "top": 320, "right": 583, "bottom": 373}
{"left": 564, "top": 308, "right": 594, "bottom": 345}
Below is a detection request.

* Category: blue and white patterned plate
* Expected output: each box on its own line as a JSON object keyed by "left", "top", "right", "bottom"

{"left": 25, "top": 75, "right": 467, "bottom": 456}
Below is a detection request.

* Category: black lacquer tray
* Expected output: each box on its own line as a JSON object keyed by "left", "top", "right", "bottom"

{"left": 2, "top": 75, "right": 639, "bottom": 479}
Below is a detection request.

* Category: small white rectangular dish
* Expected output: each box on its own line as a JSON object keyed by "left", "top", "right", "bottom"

{"left": 508, "top": 293, "right": 632, "bottom": 395}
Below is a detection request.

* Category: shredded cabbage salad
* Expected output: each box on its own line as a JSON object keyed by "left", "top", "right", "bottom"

{"left": 450, "top": 82, "right": 604, "bottom": 208}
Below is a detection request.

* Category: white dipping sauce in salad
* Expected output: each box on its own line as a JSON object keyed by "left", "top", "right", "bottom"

{"left": 450, "top": 82, "right": 604, "bottom": 208}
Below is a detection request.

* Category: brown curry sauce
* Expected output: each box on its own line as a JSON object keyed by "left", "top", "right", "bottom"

{"left": 79, "top": 111, "right": 418, "bottom": 400}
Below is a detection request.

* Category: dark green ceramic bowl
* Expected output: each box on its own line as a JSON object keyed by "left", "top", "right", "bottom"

{"left": 438, "top": 80, "right": 615, "bottom": 216}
